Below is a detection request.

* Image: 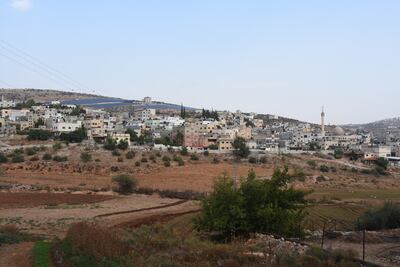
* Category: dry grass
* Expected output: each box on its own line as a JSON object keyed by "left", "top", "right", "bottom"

{"left": 66, "top": 222, "right": 129, "bottom": 260}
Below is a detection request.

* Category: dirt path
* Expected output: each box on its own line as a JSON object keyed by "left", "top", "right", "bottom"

{"left": 0, "top": 242, "right": 33, "bottom": 267}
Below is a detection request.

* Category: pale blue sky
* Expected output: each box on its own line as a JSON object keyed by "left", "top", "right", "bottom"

{"left": 1, "top": 1, "right": 399, "bottom": 124}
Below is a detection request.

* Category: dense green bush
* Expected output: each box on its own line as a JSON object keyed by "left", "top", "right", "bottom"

{"left": 27, "top": 129, "right": 53, "bottom": 141}
{"left": 0, "top": 153, "right": 8, "bottom": 163}
{"left": 117, "top": 140, "right": 129, "bottom": 150}
{"left": 356, "top": 202, "right": 400, "bottom": 230}
{"left": 196, "top": 167, "right": 308, "bottom": 237}
{"left": 103, "top": 138, "right": 117, "bottom": 151}
{"left": 203, "top": 150, "right": 209, "bottom": 156}
{"left": 11, "top": 154, "right": 24, "bottom": 163}
{"left": 112, "top": 174, "right": 137, "bottom": 194}
{"left": 59, "top": 127, "right": 86, "bottom": 143}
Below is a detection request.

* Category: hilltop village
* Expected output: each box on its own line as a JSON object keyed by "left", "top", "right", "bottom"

{"left": 0, "top": 95, "right": 398, "bottom": 167}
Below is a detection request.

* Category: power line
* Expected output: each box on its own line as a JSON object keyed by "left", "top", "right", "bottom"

{"left": 0, "top": 51, "right": 74, "bottom": 91}
{"left": 0, "top": 79, "right": 15, "bottom": 88}
{"left": 0, "top": 42, "right": 79, "bottom": 91}
{"left": 0, "top": 39, "right": 96, "bottom": 94}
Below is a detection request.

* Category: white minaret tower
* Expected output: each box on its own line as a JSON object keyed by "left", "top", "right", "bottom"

{"left": 321, "top": 106, "right": 325, "bottom": 136}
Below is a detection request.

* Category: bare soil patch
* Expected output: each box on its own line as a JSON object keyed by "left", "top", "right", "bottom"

{"left": 0, "top": 192, "right": 113, "bottom": 209}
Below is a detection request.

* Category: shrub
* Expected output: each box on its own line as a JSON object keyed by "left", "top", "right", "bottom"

{"left": 375, "top": 166, "right": 387, "bottom": 175}
{"left": 135, "top": 161, "right": 140, "bottom": 167}
{"left": 149, "top": 154, "right": 156, "bottom": 161}
{"left": 190, "top": 154, "right": 199, "bottom": 161}
{"left": 117, "top": 140, "right": 129, "bottom": 150}
{"left": 53, "top": 155, "right": 68, "bottom": 162}
{"left": 117, "top": 157, "right": 123, "bottom": 162}
{"left": 319, "top": 165, "right": 329, "bottom": 172}
{"left": 25, "top": 147, "right": 37, "bottom": 156}
{"left": 292, "top": 167, "right": 306, "bottom": 182}
{"left": 203, "top": 150, "right": 209, "bottom": 156}
{"left": 103, "top": 138, "right": 116, "bottom": 151}
{"left": 307, "top": 160, "right": 316, "bottom": 169}
{"left": 351, "top": 167, "right": 358, "bottom": 173}
{"left": 0, "top": 153, "right": 8, "bottom": 163}
{"left": 110, "top": 166, "right": 119, "bottom": 172}
{"left": 180, "top": 147, "right": 188, "bottom": 156}
{"left": 162, "top": 155, "right": 171, "bottom": 162}
{"left": 259, "top": 156, "right": 267, "bottom": 164}
{"left": 126, "top": 150, "right": 135, "bottom": 159}
{"left": 356, "top": 202, "right": 400, "bottom": 230}
{"left": 316, "top": 175, "right": 327, "bottom": 182}
{"left": 177, "top": 158, "right": 184, "bottom": 166}
{"left": 53, "top": 142, "right": 62, "bottom": 151}
{"left": 330, "top": 166, "right": 337, "bottom": 172}
{"left": 30, "top": 156, "right": 39, "bottom": 161}
{"left": 155, "top": 152, "right": 161, "bottom": 157}
{"left": 334, "top": 149, "right": 343, "bottom": 159}
{"left": 248, "top": 156, "right": 258, "bottom": 164}
{"left": 163, "top": 161, "right": 171, "bottom": 167}
{"left": 112, "top": 150, "right": 121, "bottom": 156}
{"left": 112, "top": 174, "right": 137, "bottom": 194}
{"left": 196, "top": 168, "right": 308, "bottom": 238}
{"left": 42, "top": 153, "right": 52, "bottom": 161}
{"left": 141, "top": 157, "right": 148, "bottom": 163}
{"left": 11, "top": 154, "right": 24, "bottom": 163}
{"left": 80, "top": 152, "right": 92, "bottom": 162}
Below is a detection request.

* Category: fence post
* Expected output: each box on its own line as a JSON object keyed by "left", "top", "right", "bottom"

{"left": 321, "top": 221, "right": 326, "bottom": 249}
{"left": 362, "top": 227, "right": 366, "bottom": 263}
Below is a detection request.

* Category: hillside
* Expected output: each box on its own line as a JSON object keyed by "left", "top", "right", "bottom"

{"left": 0, "top": 89, "right": 104, "bottom": 103}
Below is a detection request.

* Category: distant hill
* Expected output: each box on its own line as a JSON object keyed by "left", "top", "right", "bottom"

{"left": 0, "top": 88, "right": 194, "bottom": 111}
{"left": 344, "top": 117, "right": 400, "bottom": 130}
{"left": 0, "top": 88, "right": 103, "bottom": 102}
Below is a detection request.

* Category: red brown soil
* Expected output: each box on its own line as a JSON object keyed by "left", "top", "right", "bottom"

{"left": 0, "top": 192, "right": 114, "bottom": 208}
{"left": 0, "top": 242, "right": 33, "bottom": 267}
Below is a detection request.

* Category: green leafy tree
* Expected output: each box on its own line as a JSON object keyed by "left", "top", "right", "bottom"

{"left": 59, "top": 127, "right": 86, "bottom": 143}
{"left": 117, "top": 139, "right": 129, "bottom": 150}
{"left": 196, "top": 167, "right": 308, "bottom": 238}
{"left": 375, "top": 157, "right": 389, "bottom": 170}
{"left": 232, "top": 137, "right": 250, "bottom": 159}
{"left": 112, "top": 174, "right": 137, "bottom": 195}
{"left": 27, "top": 129, "right": 53, "bottom": 141}
{"left": 103, "top": 138, "right": 117, "bottom": 150}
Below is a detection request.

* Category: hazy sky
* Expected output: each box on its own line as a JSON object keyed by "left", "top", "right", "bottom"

{"left": 1, "top": 1, "right": 399, "bottom": 124}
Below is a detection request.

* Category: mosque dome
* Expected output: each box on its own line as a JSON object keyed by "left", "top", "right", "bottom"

{"left": 332, "top": 126, "right": 345, "bottom": 136}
